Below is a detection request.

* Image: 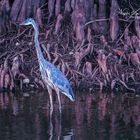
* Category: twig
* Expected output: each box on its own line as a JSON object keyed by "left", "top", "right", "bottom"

{"left": 84, "top": 18, "right": 109, "bottom": 26}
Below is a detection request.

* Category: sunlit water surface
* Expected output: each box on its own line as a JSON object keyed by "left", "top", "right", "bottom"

{"left": 0, "top": 91, "right": 139, "bottom": 140}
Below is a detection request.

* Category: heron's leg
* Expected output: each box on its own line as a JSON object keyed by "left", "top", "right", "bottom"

{"left": 47, "top": 85, "right": 53, "bottom": 111}
{"left": 55, "top": 87, "right": 62, "bottom": 112}
{"left": 49, "top": 108, "right": 53, "bottom": 140}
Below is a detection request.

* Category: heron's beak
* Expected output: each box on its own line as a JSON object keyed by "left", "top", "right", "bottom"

{"left": 19, "top": 22, "right": 25, "bottom": 25}
{"left": 20, "top": 21, "right": 28, "bottom": 25}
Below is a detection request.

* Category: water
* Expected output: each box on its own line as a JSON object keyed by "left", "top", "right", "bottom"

{"left": 0, "top": 91, "right": 139, "bottom": 140}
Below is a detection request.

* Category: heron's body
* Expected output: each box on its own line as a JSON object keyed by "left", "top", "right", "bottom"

{"left": 40, "top": 59, "right": 74, "bottom": 100}
{"left": 20, "top": 18, "right": 75, "bottom": 111}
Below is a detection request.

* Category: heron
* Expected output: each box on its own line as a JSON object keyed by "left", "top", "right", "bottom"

{"left": 20, "top": 18, "right": 75, "bottom": 111}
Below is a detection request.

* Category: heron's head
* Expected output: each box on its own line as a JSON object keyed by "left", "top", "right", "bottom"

{"left": 20, "top": 18, "right": 35, "bottom": 26}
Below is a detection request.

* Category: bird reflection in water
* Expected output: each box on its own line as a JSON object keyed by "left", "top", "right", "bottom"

{"left": 0, "top": 92, "right": 139, "bottom": 140}
{"left": 48, "top": 109, "right": 74, "bottom": 140}
{"left": 49, "top": 109, "right": 62, "bottom": 140}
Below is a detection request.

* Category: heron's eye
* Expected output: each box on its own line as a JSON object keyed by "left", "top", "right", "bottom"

{"left": 65, "top": 84, "right": 68, "bottom": 88}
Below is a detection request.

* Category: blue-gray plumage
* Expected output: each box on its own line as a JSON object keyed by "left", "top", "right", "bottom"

{"left": 20, "top": 18, "right": 75, "bottom": 111}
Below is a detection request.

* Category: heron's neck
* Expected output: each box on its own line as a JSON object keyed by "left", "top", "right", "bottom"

{"left": 33, "top": 23, "right": 44, "bottom": 62}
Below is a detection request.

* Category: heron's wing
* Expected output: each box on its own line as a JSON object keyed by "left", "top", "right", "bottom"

{"left": 44, "top": 61, "right": 69, "bottom": 83}
{"left": 51, "top": 68, "right": 75, "bottom": 100}
{"left": 51, "top": 66, "right": 70, "bottom": 87}
{"left": 43, "top": 61, "right": 75, "bottom": 100}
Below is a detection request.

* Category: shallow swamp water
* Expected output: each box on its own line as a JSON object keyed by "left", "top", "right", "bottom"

{"left": 0, "top": 91, "right": 139, "bottom": 140}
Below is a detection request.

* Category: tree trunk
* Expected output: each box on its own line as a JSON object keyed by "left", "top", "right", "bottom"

{"left": 0, "top": 0, "right": 140, "bottom": 90}
{"left": 10, "top": 0, "right": 45, "bottom": 22}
